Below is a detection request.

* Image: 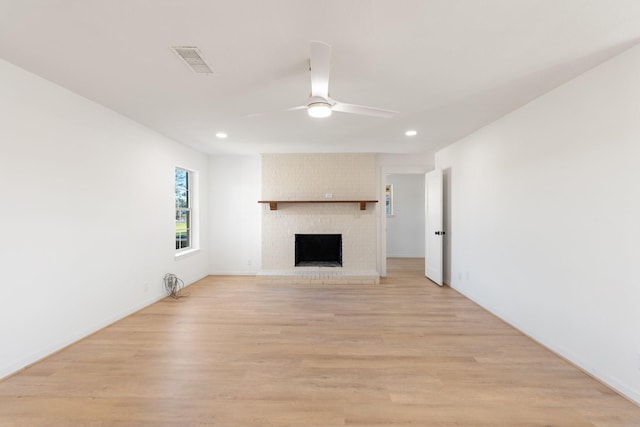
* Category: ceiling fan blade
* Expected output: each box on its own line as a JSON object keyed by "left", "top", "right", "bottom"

{"left": 246, "top": 105, "right": 306, "bottom": 117}
{"left": 310, "top": 41, "right": 331, "bottom": 99}
{"left": 332, "top": 101, "right": 398, "bottom": 118}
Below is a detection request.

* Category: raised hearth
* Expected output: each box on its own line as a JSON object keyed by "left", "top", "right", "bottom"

{"left": 256, "top": 270, "right": 380, "bottom": 285}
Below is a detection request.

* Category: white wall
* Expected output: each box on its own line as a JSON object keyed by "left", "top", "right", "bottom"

{"left": 435, "top": 44, "right": 640, "bottom": 403}
{"left": 208, "top": 155, "right": 261, "bottom": 274}
{"left": 0, "top": 59, "right": 209, "bottom": 379}
{"left": 386, "top": 174, "right": 425, "bottom": 257}
{"left": 377, "top": 153, "right": 434, "bottom": 171}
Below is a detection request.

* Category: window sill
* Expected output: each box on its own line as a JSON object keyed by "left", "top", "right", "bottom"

{"left": 175, "top": 248, "right": 200, "bottom": 260}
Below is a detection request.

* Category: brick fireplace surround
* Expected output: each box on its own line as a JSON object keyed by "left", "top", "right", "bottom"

{"left": 258, "top": 153, "right": 380, "bottom": 284}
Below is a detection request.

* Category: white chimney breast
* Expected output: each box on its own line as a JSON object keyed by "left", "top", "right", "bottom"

{"left": 259, "top": 153, "right": 379, "bottom": 284}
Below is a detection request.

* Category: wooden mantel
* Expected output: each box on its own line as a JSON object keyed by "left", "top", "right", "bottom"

{"left": 258, "top": 200, "right": 378, "bottom": 211}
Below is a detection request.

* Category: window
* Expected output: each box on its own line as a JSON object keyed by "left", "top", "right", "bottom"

{"left": 175, "top": 167, "right": 191, "bottom": 250}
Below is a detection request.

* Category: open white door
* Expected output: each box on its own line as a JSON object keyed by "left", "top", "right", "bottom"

{"left": 425, "top": 169, "right": 444, "bottom": 286}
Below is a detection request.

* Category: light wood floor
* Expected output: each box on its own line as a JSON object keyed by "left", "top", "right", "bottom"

{"left": 1, "top": 258, "right": 639, "bottom": 426}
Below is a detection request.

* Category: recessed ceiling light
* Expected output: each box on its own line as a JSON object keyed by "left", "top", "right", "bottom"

{"left": 405, "top": 130, "right": 417, "bottom": 136}
{"left": 216, "top": 132, "right": 228, "bottom": 139}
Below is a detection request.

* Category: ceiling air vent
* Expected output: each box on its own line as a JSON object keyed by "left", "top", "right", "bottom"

{"left": 171, "top": 46, "right": 213, "bottom": 74}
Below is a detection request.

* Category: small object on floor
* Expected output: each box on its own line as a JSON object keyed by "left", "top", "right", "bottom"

{"left": 164, "top": 273, "right": 186, "bottom": 299}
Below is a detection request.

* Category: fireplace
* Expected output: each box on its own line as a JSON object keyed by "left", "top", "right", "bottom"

{"left": 295, "top": 234, "right": 342, "bottom": 267}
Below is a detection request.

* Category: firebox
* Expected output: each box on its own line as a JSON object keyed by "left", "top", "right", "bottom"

{"left": 295, "top": 234, "right": 342, "bottom": 267}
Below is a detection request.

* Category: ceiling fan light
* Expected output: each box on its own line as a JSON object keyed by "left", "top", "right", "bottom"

{"left": 308, "top": 102, "right": 332, "bottom": 118}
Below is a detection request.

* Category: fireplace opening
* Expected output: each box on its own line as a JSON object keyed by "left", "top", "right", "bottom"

{"left": 295, "top": 234, "right": 342, "bottom": 267}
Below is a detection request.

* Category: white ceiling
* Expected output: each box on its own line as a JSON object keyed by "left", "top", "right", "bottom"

{"left": 2, "top": 0, "right": 640, "bottom": 156}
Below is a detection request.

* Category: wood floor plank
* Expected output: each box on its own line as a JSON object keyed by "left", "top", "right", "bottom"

{"left": 1, "top": 258, "right": 639, "bottom": 426}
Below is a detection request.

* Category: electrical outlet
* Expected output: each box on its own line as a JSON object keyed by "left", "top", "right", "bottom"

{"left": 144, "top": 282, "right": 149, "bottom": 292}
{"left": 325, "top": 193, "right": 333, "bottom": 199}
{"left": 247, "top": 259, "right": 252, "bottom": 266}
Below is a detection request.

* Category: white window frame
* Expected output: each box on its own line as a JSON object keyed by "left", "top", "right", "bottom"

{"left": 175, "top": 167, "right": 195, "bottom": 254}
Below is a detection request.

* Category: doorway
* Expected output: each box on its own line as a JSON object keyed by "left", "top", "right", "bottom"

{"left": 385, "top": 173, "right": 425, "bottom": 258}
{"left": 379, "top": 166, "right": 452, "bottom": 283}
{"left": 383, "top": 173, "right": 426, "bottom": 279}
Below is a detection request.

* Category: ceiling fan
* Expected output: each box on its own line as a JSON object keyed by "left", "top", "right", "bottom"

{"left": 250, "top": 41, "right": 398, "bottom": 119}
